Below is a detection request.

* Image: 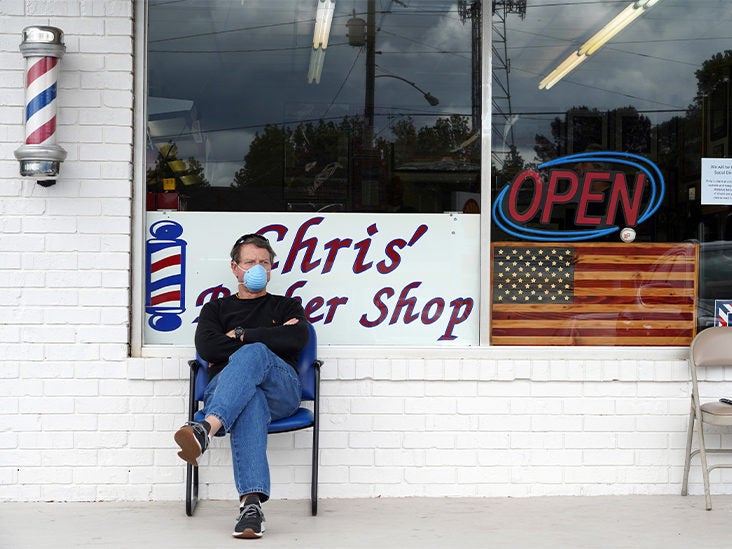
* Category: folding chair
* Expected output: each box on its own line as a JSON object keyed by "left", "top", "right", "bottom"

{"left": 184, "top": 322, "right": 322, "bottom": 516}
{"left": 681, "top": 326, "right": 732, "bottom": 510}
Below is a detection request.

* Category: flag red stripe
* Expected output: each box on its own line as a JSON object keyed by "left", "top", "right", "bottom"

{"left": 491, "top": 328, "right": 694, "bottom": 337}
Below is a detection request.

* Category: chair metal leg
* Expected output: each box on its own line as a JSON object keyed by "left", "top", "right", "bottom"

{"left": 310, "top": 363, "right": 321, "bottom": 516}
{"left": 185, "top": 360, "right": 200, "bottom": 516}
{"left": 694, "top": 407, "right": 713, "bottom": 510}
{"left": 681, "top": 404, "right": 695, "bottom": 496}
{"left": 311, "top": 416, "right": 319, "bottom": 515}
{"left": 185, "top": 462, "right": 199, "bottom": 516}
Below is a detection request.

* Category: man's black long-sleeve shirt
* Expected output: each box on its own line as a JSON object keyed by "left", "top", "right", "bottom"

{"left": 195, "top": 293, "right": 309, "bottom": 377}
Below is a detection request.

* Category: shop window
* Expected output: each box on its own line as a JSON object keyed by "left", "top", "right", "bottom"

{"left": 490, "top": 0, "right": 732, "bottom": 345}
{"left": 143, "top": 1, "right": 483, "bottom": 347}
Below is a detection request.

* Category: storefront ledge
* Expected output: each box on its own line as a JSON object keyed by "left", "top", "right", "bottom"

{"left": 131, "top": 344, "right": 691, "bottom": 382}
{"left": 136, "top": 344, "right": 688, "bottom": 361}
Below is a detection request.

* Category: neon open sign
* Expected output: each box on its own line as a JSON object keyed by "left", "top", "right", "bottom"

{"left": 492, "top": 151, "right": 665, "bottom": 241}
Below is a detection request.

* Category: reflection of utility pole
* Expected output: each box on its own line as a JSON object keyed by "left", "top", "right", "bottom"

{"left": 458, "top": 1, "right": 482, "bottom": 134}
{"left": 489, "top": 0, "right": 526, "bottom": 167}
{"left": 364, "top": 0, "right": 376, "bottom": 145}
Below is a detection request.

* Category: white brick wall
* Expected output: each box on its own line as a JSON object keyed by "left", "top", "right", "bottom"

{"left": 2, "top": 1, "right": 732, "bottom": 505}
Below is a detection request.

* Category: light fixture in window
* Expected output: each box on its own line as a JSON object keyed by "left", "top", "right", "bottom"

{"left": 307, "top": 0, "right": 336, "bottom": 84}
{"left": 539, "top": 0, "right": 663, "bottom": 90}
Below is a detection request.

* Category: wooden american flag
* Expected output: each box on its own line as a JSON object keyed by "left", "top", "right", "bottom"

{"left": 490, "top": 242, "right": 698, "bottom": 346}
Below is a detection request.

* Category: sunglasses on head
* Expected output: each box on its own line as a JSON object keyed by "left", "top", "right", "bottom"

{"left": 235, "top": 233, "right": 269, "bottom": 246}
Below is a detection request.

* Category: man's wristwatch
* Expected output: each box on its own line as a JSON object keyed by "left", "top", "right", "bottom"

{"left": 234, "top": 326, "right": 244, "bottom": 341}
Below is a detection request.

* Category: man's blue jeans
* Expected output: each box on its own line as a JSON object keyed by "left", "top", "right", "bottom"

{"left": 201, "top": 342, "right": 301, "bottom": 502}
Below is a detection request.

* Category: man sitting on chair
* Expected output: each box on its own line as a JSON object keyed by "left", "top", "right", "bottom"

{"left": 174, "top": 233, "right": 309, "bottom": 539}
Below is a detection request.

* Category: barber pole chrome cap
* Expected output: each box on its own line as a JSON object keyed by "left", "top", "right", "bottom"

{"left": 14, "top": 26, "right": 67, "bottom": 178}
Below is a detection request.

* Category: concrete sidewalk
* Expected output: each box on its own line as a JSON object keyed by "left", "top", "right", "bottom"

{"left": 1, "top": 495, "right": 730, "bottom": 548}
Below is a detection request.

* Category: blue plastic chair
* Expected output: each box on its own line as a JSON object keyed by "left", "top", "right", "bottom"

{"left": 184, "top": 322, "right": 322, "bottom": 516}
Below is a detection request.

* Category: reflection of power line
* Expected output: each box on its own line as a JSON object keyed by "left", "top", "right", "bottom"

{"left": 322, "top": 48, "right": 364, "bottom": 119}
{"left": 149, "top": 18, "right": 316, "bottom": 43}
{"left": 378, "top": 29, "right": 471, "bottom": 61}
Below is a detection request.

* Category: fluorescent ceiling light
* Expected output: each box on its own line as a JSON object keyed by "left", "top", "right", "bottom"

{"left": 313, "top": 0, "right": 335, "bottom": 49}
{"left": 308, "top": 48, "right": 326, "bottom": 84}
{"left": 539, "top": 52, "right": 587, "bottom": 90}
{"left": 308, "top": 0, "right": 336, "bottom": 84}
{"left": 578, "top": 4, "right": 643, "bottom": 56}
{"left": 539, "top": 0, "right": 663, "bottom": 90}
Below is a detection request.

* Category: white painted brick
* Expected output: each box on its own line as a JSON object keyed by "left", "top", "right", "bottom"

{"left": 349, "top": 432, "right": 402, "bottom": 449}
{"left": 18, "top": 466, "right": 73, "bottom": 485}
{"left": 531, "top": 415, "right": 583, "bottom": 432}
{"left": 350, "top": 466, "right": 404, "bottom": 484}
{"left": 19, "top": 397, "right": 75, "bottom": 414}
{"left": 404, "top": 466, "right": 456, "bottom": 484}
{"left": 479, "top": 414, "right": 531, "bottom": 432}
{"left": 510, "top": 432, "right": 564, "bottom": 449}
{"left": 403, "top": 432, "right": 455, "bottom": 449}
{"left": 321, "top": 449, "right": 374, "bottom": 467}
{"left": 513, "top": 465, "right": 564, "bottom": 484}
{"left": 425, "top": 448, "right": 477, "bottom": 466}
{"left": 409, "top": 396, "right": 457, "bottom": 415}
{"left": 583, "top": 449, "right": 636, "bottom": 466}
{"left": 455, "top": 430, "right": 509, "bottom": 451}
{"left": 350, "top": 396, "right": 403, "bottom": 414}
{"left": 373, "top": 414, "right": 425, "bottom": 432}
{"left": 509, "top": 397, "right": 561, "bottom": 415}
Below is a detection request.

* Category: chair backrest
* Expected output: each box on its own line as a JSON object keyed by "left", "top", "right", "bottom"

{"left": 691, "top": 326, "right": 732, "bottom": 369}
{"left": 193, "top": 322, "right": 318, "bottom": 402}
{"left": 297, "top": 322, "right": 318, "bottom": 401}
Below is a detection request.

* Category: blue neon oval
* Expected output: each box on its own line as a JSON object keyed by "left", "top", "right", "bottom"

{"left": 493, "top": 152, "right": 665, "bottom": 241}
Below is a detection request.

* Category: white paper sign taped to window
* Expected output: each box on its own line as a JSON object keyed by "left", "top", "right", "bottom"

{"left": 701, "top": 158, "right": 732, "bottom": 205}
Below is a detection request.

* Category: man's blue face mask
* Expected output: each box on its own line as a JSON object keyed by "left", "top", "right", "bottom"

{"left": 238, "top": 263, "right": 268, "bottom": 292}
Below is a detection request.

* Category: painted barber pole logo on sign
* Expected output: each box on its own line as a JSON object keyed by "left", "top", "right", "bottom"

{"left": 145, "top": 220, "right": 187, "bottom": 332}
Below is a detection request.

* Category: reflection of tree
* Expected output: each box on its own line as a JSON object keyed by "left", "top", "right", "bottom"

{"left": 693, "top": 50, "right": 732, "bottom": 107}
{"left": 232, "top": 124, "right": 291, "bottom": 190}
{"left": 146, "top": 141, "right": 209, "bottom": 192}
{"left": 392, "top": 114, "right": 479, "bottom": 165}
{"left": 227, "top": 113, "right": 479, "bottom": 211}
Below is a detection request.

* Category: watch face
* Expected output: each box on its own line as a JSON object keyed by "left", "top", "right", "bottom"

{"left": 235, "top": 327, "right": 244, "bottom": 338}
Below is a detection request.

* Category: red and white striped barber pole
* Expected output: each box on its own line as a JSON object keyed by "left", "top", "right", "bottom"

{"left": 13, "top": 26, "right": 67, "bottom": 185}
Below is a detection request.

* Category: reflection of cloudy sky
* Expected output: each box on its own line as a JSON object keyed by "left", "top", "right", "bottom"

{"left": 147, "top": 0, "right": 471, "bottom": 186}
{"left": 498, "top": 0, "right": 732, "bottom": 163}
{"left": 147, "top": 0, "right": 731, "bottom": 186}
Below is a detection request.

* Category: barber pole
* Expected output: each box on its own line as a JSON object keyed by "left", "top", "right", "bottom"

{"left": 14, "top": 26, "right": 67, "bottom": 182}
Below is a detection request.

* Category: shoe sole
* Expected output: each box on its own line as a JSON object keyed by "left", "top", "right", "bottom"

{"left": 232, "top": 528, "right": 264, "bottom": 539}
{"left": 174, "top": 428, "right": 202, "bottom": 466}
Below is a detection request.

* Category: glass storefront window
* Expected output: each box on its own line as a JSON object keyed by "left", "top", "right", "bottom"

{"left": 490, "top": 0, "right": 732, "bottom": 345}
{"left": 146, "top": 0, "right": 480, "bottom": 215}
{"left": 143, "top": 1, "right": 483, "bottom": 347}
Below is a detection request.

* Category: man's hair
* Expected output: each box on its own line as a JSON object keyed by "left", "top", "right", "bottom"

{"left": 230, "top": 233, "right": 276, "bottom": 263}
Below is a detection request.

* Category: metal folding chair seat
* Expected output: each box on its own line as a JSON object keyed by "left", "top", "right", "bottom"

{"left": 681, "top": 326, "right": 732, "bottom": 510}
{"left": 184, "top": 322, "right": 322, "bottom": 516}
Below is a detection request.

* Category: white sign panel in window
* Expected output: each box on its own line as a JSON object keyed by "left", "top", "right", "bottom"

{"left": 701, "top": 158, "right": 732, "bottom": 205}
{"left": 144, "top": 212, "right": 479, "bottom": 346}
